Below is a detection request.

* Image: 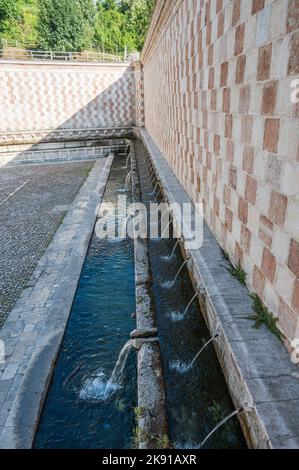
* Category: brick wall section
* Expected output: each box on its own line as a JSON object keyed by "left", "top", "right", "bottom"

{"left": 0, "top": 61, "right": 143, "bottom": 134}
{"left": 142, "top": 0, "right": 299, "bottom": 343}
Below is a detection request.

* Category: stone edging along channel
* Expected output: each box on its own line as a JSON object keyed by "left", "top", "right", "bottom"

{"left": 0, "top": 155, "right": 114, "bottom": 448}
{"left": 137, "top": 128, "right": 299, "bottom": 449}
{"left": 130, "top": 142, "right": 169, "bottom": 449}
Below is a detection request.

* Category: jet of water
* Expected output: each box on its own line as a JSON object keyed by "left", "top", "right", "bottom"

{"left": 121, "top": 213, "right": 133, "bottom": 238}
{"left": 161, "top": 220, "right": 172, "bottom": 238}
{"left": 181, "top": 291, "right": 199, "bottom": 320}
{"left": 148, "top": 180, "right": 159, "bottom": 196}
{"left": 170, "top": 238, "right": 180, "bottom": 258}
{"left": 170, "top": 257, "right": 189, "bottom": 286}
{"left": 154, "top": 188, "right": 163, "bottom": 202}
{"left": 123, "top": 153, "right": 131, "bottom": 170}
{"left": 124, "top": 170, "right": 133, "bottom": 191}
{"left": 80, "top": 340, "right": 133, "bottom": 401}
{"left": 190, "top": 334, "right": 219, "bottom": 368}
{"left": 109, "top": 340, "right": 133, "bottom": 386}
{"left": 199, "top": 408, "right": 243, "bottom": 448}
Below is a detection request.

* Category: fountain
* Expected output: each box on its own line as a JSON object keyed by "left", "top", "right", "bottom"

{"left": 169, "top": 333, "right": 219, "bottom": 373}
{"left": 199, "top": 408, "right": 243, "bottom": 448}
{"left": 124, "top": 170, "right": 133, "bottom": 191}
{"left": 80, "top": 340, "right": 133, "bottom": 401}
{"left": 180, "top": 291, "right": 199, "bottom": 320}
{"left": 190, "top": 333, "right": 219, "bottom": 368}
{"left": 161, "top": 220, "right": 172, "bottom": 238}
{"left": 154, "top": 188, "right": 163, "bottom": 202}
{"left": 148, "top": 180, "right": 159, "bottom": 196}
{"left": 171, "top": 238, "right": 181, "bottom": 258}
{"left": 121, "top": 213, "right": 133, "bottom": 238}
{"left": 161, "top": 237, "right": 181, "bottom": 262}
{"left": 150, "top": 173, "right": 158, "bottom": 186}
{"left": 171, "top": 257, "right": 189, "bottom": 286}
{"left": 123, "top": 152, "right": 131, "bottom": 170}
{"left": 149, "top": 166, "right": 156, "bottom": 179}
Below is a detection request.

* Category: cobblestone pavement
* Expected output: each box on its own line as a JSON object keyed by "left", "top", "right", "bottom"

{"left": 0, "top": 161, "right": 95, "bottom": 326}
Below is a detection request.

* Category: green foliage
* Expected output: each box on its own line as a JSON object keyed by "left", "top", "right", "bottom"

{"left": 0, "top": 0, "right": 22, "bottom": 35}
{"left": 0, "top": 0, "right": 156, "bottom": 52}
{"left": 37, "top": 0, "right": 88, "bottom": 51}
{"left": 122, "top": 0, "right": 156, "bottom": 50}
{"left": 249, "top": 294, "right": 284, "bottom": 341}
{"left": 222, "top": 250, "right": 247, "bottom": 286}
{"left": 228, "top": 262, "right": 246, "bottom": 286}
{"left": 94, "top": 2, "right": 135, "bottom": 53}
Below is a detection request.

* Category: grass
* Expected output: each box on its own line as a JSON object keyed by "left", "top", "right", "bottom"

{"left": 249, "top": 294, "right": 284, "bottom": 341}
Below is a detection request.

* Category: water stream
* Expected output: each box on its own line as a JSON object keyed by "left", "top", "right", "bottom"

{"left": 33, "top": 141, "right": 247, "bottom": 449}
{"left": 135, "top": 141, "right": 246, "bottom": 449}
{"left": 34, "top": 155, "right": 136, "bottom": 449}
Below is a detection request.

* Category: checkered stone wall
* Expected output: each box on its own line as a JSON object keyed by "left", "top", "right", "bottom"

{"left": 142, "top": 0, "right": 299, "bottom": 345}
{"left": 0, "top": 62, "right": 143, "bottom": 135}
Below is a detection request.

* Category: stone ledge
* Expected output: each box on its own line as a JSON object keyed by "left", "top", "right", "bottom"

{"left": 139, "top": 128, "right": 299, "bottom": 449}
{"left": 0, "top": 127, "right": 135, "bottom": 146}
{"left": 131, "top": 142, "right": 169, "bottom": 449}
{"left": 0, "top": 155, "right": 114, "bottom": 448}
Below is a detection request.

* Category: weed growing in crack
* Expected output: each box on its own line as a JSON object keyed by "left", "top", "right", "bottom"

{"left": 249, "top": 294, "right": 284, "bottom": 341}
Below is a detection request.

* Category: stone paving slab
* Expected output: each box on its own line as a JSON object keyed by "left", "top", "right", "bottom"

{"left": 0, "top": 161, "right": 96, "bottom": 325}
{"left": 139, "top": 129, "right": 299, "bottom": 449}
{"left": 0, "top": 155, "right": 113, "bottom": 448}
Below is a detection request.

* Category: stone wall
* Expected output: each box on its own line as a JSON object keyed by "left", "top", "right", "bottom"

{"left": 0, "top": 61, "right": 143, "bottom": 142}
{"left": 141, "top": 0, "right": 299, "bottom": 344}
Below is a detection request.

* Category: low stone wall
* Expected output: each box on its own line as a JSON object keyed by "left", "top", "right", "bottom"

{"left": 141, "top": 0, "right": 299, "bottom": 346}
{"left": 0, "top": 61, "right": 144, "bottom": 141}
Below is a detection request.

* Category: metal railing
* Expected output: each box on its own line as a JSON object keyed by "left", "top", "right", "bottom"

{"left": 0, "top": 48, "right": 130, "bottom": 63}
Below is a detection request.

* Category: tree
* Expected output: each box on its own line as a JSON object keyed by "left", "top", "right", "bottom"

{"left": 0, "top": 0, "right": 22, "bottom": 34}
{"left": 123, "top": 0, "right": 155, "bottom": 50}
{"left": 37, "top": 0, "right": 87, "bottom": 51}
{"left": 94, "top": 3, "right": 136, "bottom": 53}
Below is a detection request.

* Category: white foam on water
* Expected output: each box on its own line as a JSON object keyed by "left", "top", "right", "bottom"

{"left": 80, "top": 370, "right": 120, "bottom": 401}
{"left": 169, "top": 360, "right": 191, "bottom": 374}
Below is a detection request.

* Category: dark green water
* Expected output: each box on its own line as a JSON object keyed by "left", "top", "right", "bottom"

{"left": 135, "top": 141, "right": 246, "bottom": 449}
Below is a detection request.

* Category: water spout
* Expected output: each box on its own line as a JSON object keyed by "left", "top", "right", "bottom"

{"left": 149, "top": 167, "right": 156, "bottom": 179}
{"left": 109, "top": 340, "right": 132, "bottom": 385}
{"left": 150, "top": 173, "right": 158, "bottom": 186}
{"left": 161, "top": 220, "right": 172, "bottom": 238}
{"left": 121, "top": 213, "right": 133, "bottom": 238}
{"left": 148, "top": 180, "right": 159, "bottom": 196}
{"left": 124, "top": 170, "right": 133, "bottom": 191}
{"left": 171, "top": 257, "right": 189, "bottom": 286}
{"left": 169, "top": 333, "right": 219, "bottom": 373}
{"left": 80, "top": 340, "right": 133, "bottom": 401}
{"left": 199, "top": 408, "right": 243, "bottom": 449}
{"left": 190, "top": 334, "right": 219, "bottom": 368}
{"left": 123, "top": 152, "right": 131, "bottom": 170}
{"left": 181, "top": 291, "right": 199, "bottom": 320}
{"left": 171, "top": 238, "right": 181, "bottom": 258}
{"left": 154, "top": 188, "right": 163, "bottom": 202}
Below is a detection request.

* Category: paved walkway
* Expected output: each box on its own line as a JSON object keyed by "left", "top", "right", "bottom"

{"left": 0, "top": 156, "right": 113, "bottom": 448}
{"left": 0, "top": 161, "right": 94, "bottom": 326}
